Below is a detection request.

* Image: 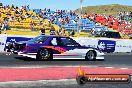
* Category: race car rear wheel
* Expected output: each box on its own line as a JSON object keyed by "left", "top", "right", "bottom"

{"left": 85, "top": 50, "right": 96, "bottom": 61}
{"left": 36, "top": 48, "right": 52, "bottom": 60}
{"left": 6, "top": 43, "right": 13, "bottom": 52}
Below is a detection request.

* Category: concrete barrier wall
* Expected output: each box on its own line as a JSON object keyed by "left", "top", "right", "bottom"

{"left": 0, "top": 35, "right": 8, "bottom": 52}
{"left": 0, "top": 34, "right": 132, "bottom": 53}
{"left": 73, "top": 37, "right": 132, "bottom": 53}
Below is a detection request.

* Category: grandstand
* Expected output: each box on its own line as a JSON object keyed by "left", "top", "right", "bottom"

{"left": 33, "top": 9, "right": 109, "bottom": 32}
{"left": 0, "top": 3, "right": 131, "bottom": 38}
{"left": 88, "top": 14, "right": 132, "bottom": 35}
{"left": 0, "top": 5, "right": 52, "bottom": 32}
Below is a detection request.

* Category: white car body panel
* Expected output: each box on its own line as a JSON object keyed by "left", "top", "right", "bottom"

{"left": 18, "top": 48, "right": 104, "bottom": 60}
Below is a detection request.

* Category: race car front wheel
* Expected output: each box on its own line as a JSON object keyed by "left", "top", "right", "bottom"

{"left": 36, "top": 48, "right": 52, "bottom": 60}
{"left": 85, "top": 50, "right": 96, "bottom": 61}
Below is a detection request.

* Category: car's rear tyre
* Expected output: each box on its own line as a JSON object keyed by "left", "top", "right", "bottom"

{"left": 85, "top": 50, "right": 96, "bottom": 61}
{"left": 36, "top": 48, "right": 52, "bottom": 60}
{"left": 7, "top": 43, "right": 13, "bottom": 52}
{"left": 76, "top": 76, "right": 87, "bottom": 85}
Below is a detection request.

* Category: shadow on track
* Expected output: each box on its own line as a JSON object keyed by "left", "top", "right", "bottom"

{"left": 14, "top": 57, "right": 104, "bottom": 62}
{"left": 14, "top": 57, "right": 37, "bottom": 61}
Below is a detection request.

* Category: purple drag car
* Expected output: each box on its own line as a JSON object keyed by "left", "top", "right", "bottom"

{"left": 6, "top": 35, "right": 104, "bottom": 61}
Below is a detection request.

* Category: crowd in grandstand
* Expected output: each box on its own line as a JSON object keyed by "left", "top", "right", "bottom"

{"left": 118, "top": 11, "right": 132, "bottom": 21}
{"left": 0, "top": 3, "right": 132, "bottom": 38}
{"left": 88, "top": 12, "right": 132, "bottom": 35}
{"left": 35, "top": 8, "right": 109, "bottom": 35}
{"left": 36, "top": 8, "right": 79, "bottom": 25}
{"left": 0, "top": 4, "right": 77, "bottom": 36}
{"left": 0, "top": 4, "right": 51, "bottom": 32}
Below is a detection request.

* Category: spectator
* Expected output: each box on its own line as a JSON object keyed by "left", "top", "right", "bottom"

{"left": 55, "top": 30, "right": 60, "bottom": 36}
{"left": 130, "top": 12, "right": 132, "bottom": 18}
{"left": 30, "top": 21, "right": 35, "bottom": 31}
{"left": 59, "top": 29, "right": 66, "bottom": 36}
{"left": 1, "top": 22, "right": 8, "bottom": 34}
{"left": 27, "top": 5, "right": 30, "bottom": 11}
{"left": 0, "top": 27, "right": 1, "bottom": 34}
{"left": 40, "top": 27, "right": 45, "bottom": 35}
{"left": 50, "top": 29, "right": 55, "bottom": 35}
{"left": 90, "top": 28, "right": 95, "bottom": 35}
{"left": 70, "top": 29, "right": 75, "bottom": 37}
{"left": 11, "top": 4, "right": 14, "bottom": 9}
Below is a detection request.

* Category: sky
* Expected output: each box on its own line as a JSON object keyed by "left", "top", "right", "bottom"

{"left": 0, "top": 0, "right": 132, "bottom": 10}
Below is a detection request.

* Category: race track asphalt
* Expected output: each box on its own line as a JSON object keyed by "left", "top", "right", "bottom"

{"left": 0, "top": 52, "right": 132, "bottom": 88}
{"left": 0, "top": 52, "right": 132, "bottom": 68}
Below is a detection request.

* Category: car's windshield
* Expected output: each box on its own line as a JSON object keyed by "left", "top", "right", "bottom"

{"left": 28, "top": 36, "right": 49, "bottom": 43}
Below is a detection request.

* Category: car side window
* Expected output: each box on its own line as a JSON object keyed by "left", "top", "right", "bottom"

{"left": 29, "top": 36, "right": 48, "bottom": 43}
{"left": 60, "top": 37, "right": 80, "bottom": 46}
{"left": 50, "top": 38, "right": 58, "bottom": 46}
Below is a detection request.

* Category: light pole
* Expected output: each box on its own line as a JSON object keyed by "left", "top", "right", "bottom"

{"left": 80, "top": 0, "right": 83, "bottom": 12}
{"left": 78, "top": 0, "right": 83, "bottom": 34}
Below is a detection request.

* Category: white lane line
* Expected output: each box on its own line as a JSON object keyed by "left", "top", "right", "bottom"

{"left": 0, "top": 64, "right": 131, "bottom": 70}
{"left": 120, "top": 68, "right": 129, "bottom": 69}
{"left": 0, "top": 79, "right": 77, "bottom": 86}
{"left": 105, "top": 67, "right": 114, "bottom": 68}
{"left": 0, "top": 79, "right": 76, "bottom": 84}
{"left": 0, "top": 65, "right": 99, "bottom": 68}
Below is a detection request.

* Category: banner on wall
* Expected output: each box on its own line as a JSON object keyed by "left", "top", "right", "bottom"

{"left": 6, "top": 37, "right": 32, "bottom": 44}
{"left": 98, "top": 40, "right": 116, "bottom": 53}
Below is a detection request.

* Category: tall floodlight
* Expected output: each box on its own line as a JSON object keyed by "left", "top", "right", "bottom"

{"left": 80, "top": 0, "right": 83, "bottom": 10}
{"left": 78, "top": 0, "right": 83, "bottom": 34}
